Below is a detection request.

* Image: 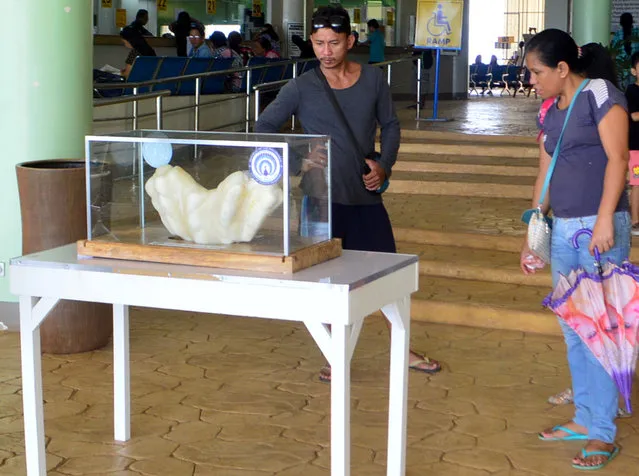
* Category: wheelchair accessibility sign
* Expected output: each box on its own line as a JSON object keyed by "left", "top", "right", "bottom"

{"left": 415, "top": 0, "right": 464, "bottom": 49}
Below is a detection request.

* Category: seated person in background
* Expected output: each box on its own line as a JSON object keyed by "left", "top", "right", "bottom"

{"left": 130, "top": 9, "right": 153, "bottom": 36}
{"left": 291, "top": 34, "right": 315, "bottom": 59}
{"left": 170, "top": 11, "right": 203, "bottom": 57}
{"left": 188, "top": 23, "right": 213, "bottom": 58}
{"left": 258, "top": 24, "right": 281, "bottom": 55}
{"left": 253, "top": 37, "right": 280, "bottom": 59}
{"left": 209, "top": 31, "right": 244, "bottom": 92}
{"left": 229, "top": 31, "right": 252, "bottom": 65}
{"left": 119, "top": 26, "right": 156, "bottom": 79}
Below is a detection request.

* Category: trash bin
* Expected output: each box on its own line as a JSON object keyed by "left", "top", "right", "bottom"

{"left": 16, "top": 159, "right": 112, "bottom": 354}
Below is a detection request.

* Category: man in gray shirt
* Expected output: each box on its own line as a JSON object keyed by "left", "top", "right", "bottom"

{"left": 255, "top": 5, "right": 441, "bottom": 380}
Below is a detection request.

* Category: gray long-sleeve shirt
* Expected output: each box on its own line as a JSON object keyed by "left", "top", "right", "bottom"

{"left": 254, "top": 64, "right": 401, "bottom": 205}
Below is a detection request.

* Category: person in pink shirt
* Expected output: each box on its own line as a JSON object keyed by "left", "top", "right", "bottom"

{"left": 253, "top": 37, "right": 280, "bottom": 59}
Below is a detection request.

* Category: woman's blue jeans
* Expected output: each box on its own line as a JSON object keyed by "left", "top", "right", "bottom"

{"left": 550, "top": 211, "right": 631, "bottom": 443}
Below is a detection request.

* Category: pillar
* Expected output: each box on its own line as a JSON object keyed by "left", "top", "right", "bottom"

{"left": 282, "top": 0, "right": 305, "bottom": 57}
{"left": 452, "top": 0, "right": 471, "bottom": 99}
{"left": 0, "top": 0, "right": 93, "bottom": 322}
{"left": 544, "top": 0, "right": 570, "bottom": 32}
{"left": 572, "top": 0, "right": 612, "bottom": 45}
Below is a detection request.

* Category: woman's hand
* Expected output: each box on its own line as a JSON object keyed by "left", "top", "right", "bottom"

{"left": 520, "top": 240, "right": 544, "bottom": 275}
{"left": 590, "top": 214, "right": 615, "bottom": 255}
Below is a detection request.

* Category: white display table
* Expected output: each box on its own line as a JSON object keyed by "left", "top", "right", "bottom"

{"left": 10, "top": 244, "right": 418, "bottom": 476}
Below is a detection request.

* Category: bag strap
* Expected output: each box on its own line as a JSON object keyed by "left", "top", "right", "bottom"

{"left": 314, "top": 67, "right": 367, "bottom": 160}
{"left": 538, "top": 79, "right": 589, "bottom": 207}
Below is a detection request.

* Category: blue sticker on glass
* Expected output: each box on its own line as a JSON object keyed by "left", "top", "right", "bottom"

{"left": 249, "top": 148, "right": 282, "bottom": 185}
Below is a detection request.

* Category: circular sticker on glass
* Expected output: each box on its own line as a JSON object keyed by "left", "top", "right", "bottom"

{"left": 249, "top": 148, "right": 282, "bottom": 185}
{"left": 142, "top": 133, "right": 173, "bottom": 168}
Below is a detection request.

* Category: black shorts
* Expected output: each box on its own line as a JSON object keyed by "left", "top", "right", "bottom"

{"left": 331, "top": 202, "right": 396, "bottom": 253}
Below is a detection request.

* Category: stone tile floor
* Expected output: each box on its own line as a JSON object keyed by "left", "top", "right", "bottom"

{"left": 398, "top": 96, "right": 542, "bottom": 137}
{"left": 1, "top": 309, "right": 638, "bottom": 475}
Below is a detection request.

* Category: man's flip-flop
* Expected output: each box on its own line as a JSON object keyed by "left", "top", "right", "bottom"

{"left": 538, "top": 425, "right": 588, "bottom": 441}
{"left": 408, "top": 356, "right": 441, "bottom": 374}
{"left": 572, "top": 447, "right": 619, "bottom": 471}
{"left": 318, "top": 365, "right": 331, "bottom": 383}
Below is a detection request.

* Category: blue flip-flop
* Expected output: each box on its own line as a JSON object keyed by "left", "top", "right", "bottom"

{"left": 538, "top": 425, "right": 588, "bottom": 441}
{"left": 572, "top": 446, "right": 620, "bottom": 471}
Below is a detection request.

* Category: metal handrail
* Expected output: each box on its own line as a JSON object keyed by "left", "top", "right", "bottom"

{"left": 252, "top": 56, "right": 416, "bottom": 126}
{"left": 93, "top": 89, "right": 170, "bottom": 106}
{"left": 94, "top": 57, "right": 318, "bottom": 90}
{"left": 94, "top": 90, "right": 170, "bottom": 129}
{"left": 93, "top": 55, "right": 424, "bottom": 133}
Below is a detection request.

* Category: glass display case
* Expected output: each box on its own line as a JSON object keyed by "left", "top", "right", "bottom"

{"left": 79, "top": 130, "right": 341, "bottom": 273}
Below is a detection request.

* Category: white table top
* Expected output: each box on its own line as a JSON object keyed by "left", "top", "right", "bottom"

{"left": 11, "top": 244, "right": 418, "bottom": 291}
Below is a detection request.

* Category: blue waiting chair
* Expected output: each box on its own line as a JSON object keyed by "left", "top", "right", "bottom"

{"left": 298, "top": 59, "right": 319, "bottom": 75}
{"left": 240, "top": 57, "right": 269, "bottom": 91}
{"left": 177, "top": 58, "right": 213, "bottom": 96}
{"left": 152, "top": 57, "right": 188, "bottom": 95}
{"left": 261, "top": 59, "right": 287, "bottom": 84}
{"left": 124, "top": 56, "right": 162, "bottom": 95}
{"left": 201, "top": 58, "right": 235, "bottom": 94}
{"left": 501, "top": 65, "right": 522, "bottom": 96}
{"left": 469, "top": 63, "right": 490, "bottom": 95}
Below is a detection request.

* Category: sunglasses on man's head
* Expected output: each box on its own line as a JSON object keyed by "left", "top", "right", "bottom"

{"left": 312, "top": 15, "right": 350, "bottom": 34}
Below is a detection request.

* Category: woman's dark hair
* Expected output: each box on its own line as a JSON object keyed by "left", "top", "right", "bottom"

{"left": 189, "top": 22, "right": 204, "bottom": 37}
{"left": 526, "top": 28, "right": 618, "bottom": 88}
{"left": 135, "top": 9, "right": 148, "bottom": 21}
{"left": 621, "top": 12, "right": 634, "bottom": 56}
{"left": 262, "top": 23, "right": 279, "bottom": 42}
{"left": 120, "top": 26, "right": 156, "bottom": 56}
{"left": 367, "top": 19, "right": 380, "bottom": 29}
{"left": 209, "top": 31, "right": 227, "bottom": 48}
{"left": 258, "top": 37, "right": 272, "bottom": 51}
{"left": 228, "top": 31, "right": 242, "bottom": 54}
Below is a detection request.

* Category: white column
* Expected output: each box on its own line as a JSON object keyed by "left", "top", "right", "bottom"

{"left": 97, "top": 0, "right": 118, "bottom": 35}
{"left": 282, "top": 0, "right": 305, "bottom": 57}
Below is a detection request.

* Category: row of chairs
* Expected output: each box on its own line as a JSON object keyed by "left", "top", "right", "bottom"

{"left": 94, "top": 56, "right": 320, "bottom": 98}
{"left": 469, "top": 63, "right": 536, "bottom": 98}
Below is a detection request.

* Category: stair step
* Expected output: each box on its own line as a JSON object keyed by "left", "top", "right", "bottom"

{"left": 410, "top": 276, "right": 558, "bottom": 335}
{"left": 398, "top": 129, "right": 538, "bottom": 146}
{"left": 393, "top": 161, "right": 539, "bottom": 177}
{"left": 393, "top": 228, "right": 523, "bottom": 252}
{"left": 385, "top": 193, "right": 529, "bottom": 237}
{"left": 395, "top": 153, "right": 539, "bottom": 168}
{"left": 397, "top": 242, "right": 551, "bottom": 287}
{"left": 387, "top": 180, "right": 530, "bottom": 199}
{"left": 393, "top": 140, "right": 538, "bottom": 158}
{"left": 391, "top": 171, "right": 535, "bottom": 186}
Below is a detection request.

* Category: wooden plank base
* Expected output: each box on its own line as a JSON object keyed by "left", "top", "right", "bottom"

{"left": 77, "top": 238, "right": 342, "bottom": 274}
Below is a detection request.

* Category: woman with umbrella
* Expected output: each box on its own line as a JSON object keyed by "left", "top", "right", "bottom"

{"left": 520, "top": 29, "right": 631, "bottom": 470}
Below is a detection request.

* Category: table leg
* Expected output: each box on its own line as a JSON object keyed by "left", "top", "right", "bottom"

{"left": 382, "top": 297, "right": 410, "bottom": 476}
{"left": 19, "top": 296, "right": 46, "bottom": 476}
{"left": 305, "top": 320, "right": 363, "bottom": 476}
{"left": 331, "top": 323, "right": 350, "bottom": 476}
{"left": 113, "top": 304, "right": 130, "bottom": 442}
